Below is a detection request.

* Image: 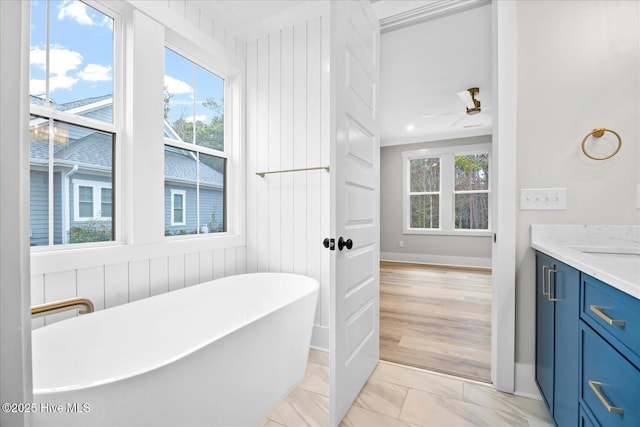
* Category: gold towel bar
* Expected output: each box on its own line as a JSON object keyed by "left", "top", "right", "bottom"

{"left": 31, "top": 297, "right": 95, "bottom": 319}
{"left": 581, "top": 128, "right": 622, "bottom": 160}
{"left": 256, "top": 165, "right": 330, "bottom": 178}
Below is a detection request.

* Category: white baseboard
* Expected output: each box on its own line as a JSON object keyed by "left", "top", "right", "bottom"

{"left": 381, "top": 251, "right": 492, "bottom": 269}
{"left": 311, "top": 324, "right": 329, "bottom": 351}
{"left": 514, "top": 362, "right": 541, "bottom": 400}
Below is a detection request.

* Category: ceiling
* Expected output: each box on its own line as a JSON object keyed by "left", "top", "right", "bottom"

{"left": 377, "top": 2, "right": 492, "bottom": 145}
{"left": 196, "top": 1, "right": 492, "bottom": 145}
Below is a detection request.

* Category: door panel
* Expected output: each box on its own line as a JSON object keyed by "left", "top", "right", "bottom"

{"left": 330, "top": 1, "right": 380, "bottom": 426}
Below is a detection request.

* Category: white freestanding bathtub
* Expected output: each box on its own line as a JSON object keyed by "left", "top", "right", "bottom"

{"left": 31, "top": 272, "right": 319, "bottom": 427}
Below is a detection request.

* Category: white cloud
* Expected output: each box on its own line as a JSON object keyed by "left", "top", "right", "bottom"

{"left": 30, "top": 46, "right": 83, "bottom": 76}
{"left": 184, "top": 115, "right": 208, "bottom": 124}
{"left": 49, "top": 74, "right": 80, "bottom": 91}
{"left": 164, "top": 75, "right": 193, "bottom": 95}
{"left": 30, "top": 46, "right": 83, "bottom": 93}
{"left": 57, "top": 1, "right": 94, "bottom": 26}
{"left": 78, "top": 64, "right": 112, "bottom": 82}
{"left": 29, "top": 79, "right": 46, "bottom": 96}
{"left": 57, "top": 0, "right": 113, "bottom": 27}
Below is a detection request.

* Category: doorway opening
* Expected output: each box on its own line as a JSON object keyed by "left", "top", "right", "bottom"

{"left": 377, "top": 3, "right": 494, "bottom": 383}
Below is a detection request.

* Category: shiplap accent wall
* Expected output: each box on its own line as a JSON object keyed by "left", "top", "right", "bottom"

{"left": 31, "top": 0, "right": 248, "bottom": 329}
{"left": 31, "top": 247, "right": 245, "bottom": 328}
{"left": 164, "top": 0, "right": 246, "bottom": 59}
{"left": 245, "top": 16, "right": 331, "bottom": 350}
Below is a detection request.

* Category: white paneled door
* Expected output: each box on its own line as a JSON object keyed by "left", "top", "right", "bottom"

{"left": 329, "top": 1, "right": 380, "bottom": 426}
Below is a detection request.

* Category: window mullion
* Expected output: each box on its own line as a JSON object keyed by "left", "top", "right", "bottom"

{"left": 48, "top": 118, "right": 54, "bottom": 245}
{"left": 196, "top": 154, "right": 200, "bottom": 234}
{"left": 440, "top": 153, "right": 454, "bottom": 231}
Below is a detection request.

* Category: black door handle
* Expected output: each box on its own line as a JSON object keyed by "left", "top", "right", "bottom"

{"left": 338, "top": 237, "right": 353, "bottom": 251}
{"left": 323, "top": 238, "right": 335, "bottom": 251}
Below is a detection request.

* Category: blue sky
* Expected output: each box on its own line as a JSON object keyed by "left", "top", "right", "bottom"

{"left": 165, "top": 47, "right": 225, "bottom": 127}
{"left": 30, "top": 0, "right": 113, "bottom": 104}
{"left": 30, "top": 0, "right": 224, "bottom": 126}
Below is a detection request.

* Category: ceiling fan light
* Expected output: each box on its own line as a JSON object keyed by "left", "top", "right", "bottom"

{"left": 457, "top": 90, "right": 475, "bottom": 109}
{"left": 459, "top": 87, "right": 481, "bottom": 115}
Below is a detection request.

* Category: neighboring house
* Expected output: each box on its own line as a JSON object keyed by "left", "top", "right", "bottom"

{"left": 164, "top": 146, "right": 225, "bottom": 236}
{"left": 29, "top": 95, "right": 224, "bottom": 246}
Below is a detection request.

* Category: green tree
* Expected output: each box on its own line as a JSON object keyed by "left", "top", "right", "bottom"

{"left": 454, "top": 154, "right": 489, "bottom": 229}
{"left": 164, "top": 86, "right": 173, "bottom": 120}
{"left": 165, "top": 95, "right": 224, "bottom": 151}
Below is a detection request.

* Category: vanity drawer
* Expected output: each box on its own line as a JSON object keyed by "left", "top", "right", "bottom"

{"left": 581, "top": 274, "right": 640, "bottom": 365}
{"left": 579, "top": 406, "right": 598, "bottom": 427}
{"left": 580, "top": 324, "right": 640, "bottom": 427}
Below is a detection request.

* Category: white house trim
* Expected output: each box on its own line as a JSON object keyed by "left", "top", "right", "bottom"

{"left": 170, "top": 189, "right": 186, "bottom": 226}
{"left": 73, "top": 178, "right": 113, "bottom": 222}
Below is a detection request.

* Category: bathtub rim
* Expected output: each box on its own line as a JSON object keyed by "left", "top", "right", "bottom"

{"left": 32, "top": 272, "right": 319, "bottom": 394}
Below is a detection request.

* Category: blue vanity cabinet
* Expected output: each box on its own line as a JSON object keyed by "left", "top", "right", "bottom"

{"left": 579, "top": 274, "right": 640, "bottom": 427}
{"left": 535, "top": 251, "right": 580, "bottom": 427}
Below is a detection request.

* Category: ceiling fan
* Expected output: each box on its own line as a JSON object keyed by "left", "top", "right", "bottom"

{"left": 422, "top": 87, "right": 491, "bottom": 127}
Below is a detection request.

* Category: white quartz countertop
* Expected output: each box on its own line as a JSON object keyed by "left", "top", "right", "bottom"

{"left": 531, "top": 225, "right": 640, "bottom": 300}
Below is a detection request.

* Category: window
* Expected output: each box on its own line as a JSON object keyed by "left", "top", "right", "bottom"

{"left": 29, "top": 0, "right": 118, "bottom": 247}
{"left": 454, "top": 154, "right": 489, "bottom": 230}
{"left": 163, "top": 47, "right": 226, "bottom": 237}
{"left": 403, "top": 143, "right": 491, "bottom": 235}
{"left": 78, "top": 186, "right": 94, "bottom": 218}
{"left": 170, "top": 190, "right": 186, "bottom": 226}
{"left": 408, "top": 157, "right": 440, "bottom": 229}
{"left": 73, "top": 179, "right": 112, "bottom": 221}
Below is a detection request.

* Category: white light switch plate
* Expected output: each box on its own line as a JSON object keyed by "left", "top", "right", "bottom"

{"left": 637, "top": 184, "right": 640, "bottom": 209}
{"left": 520, "top": 188, "right": 567, "bottom": 210}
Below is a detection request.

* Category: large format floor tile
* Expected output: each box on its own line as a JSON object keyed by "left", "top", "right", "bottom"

{"left": 261, "top": 354, "right": 553, "bottom": 427}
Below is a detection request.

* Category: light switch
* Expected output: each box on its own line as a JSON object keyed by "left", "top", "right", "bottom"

{"left": 637, "top": 184, "right": 640, "bottom": 209}
{"left": 520, "top": 188, "right": 567, "bottom": 210}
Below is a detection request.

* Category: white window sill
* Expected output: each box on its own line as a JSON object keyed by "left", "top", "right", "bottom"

{"left": 403, "top": 229, "right": 493, "bottom": 237}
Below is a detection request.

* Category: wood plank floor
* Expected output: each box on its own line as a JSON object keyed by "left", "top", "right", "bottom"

{"left": 380, "top": 261, "right": 492, "bottom": 383}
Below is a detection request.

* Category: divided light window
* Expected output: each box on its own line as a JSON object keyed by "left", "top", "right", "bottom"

{"left": 29, "top": 0, "right": 117, "bottom": 247}
{"left": 164, "top": 47, "right": 226, "bottom": 237}
{"left": 403, "top": 144, "right": 491, "bottom": 235}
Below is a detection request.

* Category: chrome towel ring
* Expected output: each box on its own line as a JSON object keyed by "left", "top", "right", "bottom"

{"left": 581, "top": 127, "right": 622, "bottom": 161}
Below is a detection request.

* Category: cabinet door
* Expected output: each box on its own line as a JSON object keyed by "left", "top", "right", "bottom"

{"left": 581, "top": 323, "right": 640, "bottom": 427}
{"left": 535, "top": 252, "right": 555, "bottom": 413}
{"left": 551, "top": 260, "right": 580, "bottom": 427}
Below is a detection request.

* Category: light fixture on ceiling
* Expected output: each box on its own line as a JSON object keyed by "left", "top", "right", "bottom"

{"left": 457, "top": 87, "right": 481, "bottom": 115}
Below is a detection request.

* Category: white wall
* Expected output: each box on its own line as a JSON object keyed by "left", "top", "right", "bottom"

{"left": 514, "top": 0, "right": 640, "bottom": 395}
{"left": 245, "top": 15, "right": 332, "bottom": 350}
{"left": 380, "top": 136, "right": 492, "bottom": 267}
{"left": 1, "top": 1, "right": 32, "bottom": 425}
{"left": 30, "top": 0, "right": 248, "bottom": 328}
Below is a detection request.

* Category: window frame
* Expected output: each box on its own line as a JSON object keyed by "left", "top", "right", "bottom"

{"left": 73, "top": 179, "right": 113, "bottom": 221}
{"left": 170, "top": 189, "right": 186, "bottom": 226}
{"left": 29, "top": 0, "right": 123, "bottom": 252}
{"left": 162, "top": 36, "right": 231, "bottom": 240}
{"left": 403, "top": 143, "right": 492, "bottom": 236}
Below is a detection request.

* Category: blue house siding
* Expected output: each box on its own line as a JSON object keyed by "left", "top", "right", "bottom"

{"left": 200, "top": 187, "right": 224, "bottom": 232}
{"left": 29, "top": 170, "right": 63, "bottom": 246}
{"left": 164, "top": 183, "right": 223, "bottom": 235}
{"left": 30, "top": 170, "right": 49, "bottom": 246}
{"left": 53, "top": 172, "right": 62, "bottom": 245}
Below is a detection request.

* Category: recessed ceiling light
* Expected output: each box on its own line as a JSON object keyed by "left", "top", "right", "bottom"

{"left": 406, "top": 124, "right": 415, "bottom": 131}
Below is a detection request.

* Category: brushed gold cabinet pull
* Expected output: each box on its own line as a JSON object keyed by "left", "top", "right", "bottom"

{"left": 590, "top": 305, "right": 625, "bottom": 327}
{"left": 542, "top": 265, "right": 550, "bottom": 296}
{"left": 547, "top": 268, "right": 561, "bottom": 302}
{"left": 588, "top": 380, "right": 624, "bottom": 415}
